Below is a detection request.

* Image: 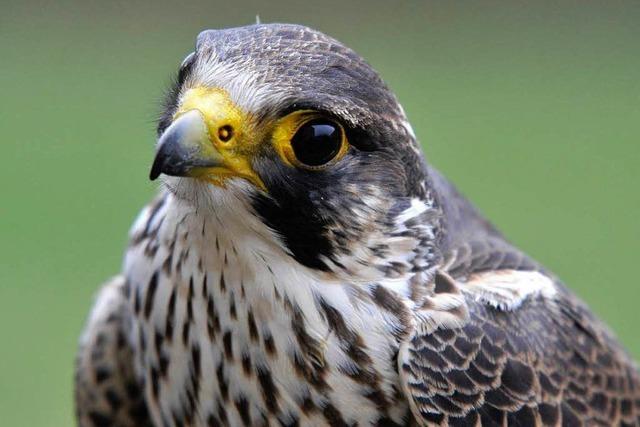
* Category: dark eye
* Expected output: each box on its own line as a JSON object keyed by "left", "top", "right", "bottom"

{"left": 290, "top": 119, "right": 344, "bottom": 167}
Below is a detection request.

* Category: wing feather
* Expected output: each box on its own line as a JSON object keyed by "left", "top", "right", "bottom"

{"left": 400, "top": 269, "right": 640, "bottom": 426}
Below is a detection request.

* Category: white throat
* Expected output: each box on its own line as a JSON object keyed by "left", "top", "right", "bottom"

{"left": 123, "top": 186, "right": 415, "bottom": 426}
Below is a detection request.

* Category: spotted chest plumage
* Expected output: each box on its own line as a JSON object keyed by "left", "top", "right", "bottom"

{"left": 124, "top": 192, "right": 416, "bottom": 427}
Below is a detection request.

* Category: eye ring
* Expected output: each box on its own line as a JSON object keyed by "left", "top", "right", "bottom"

{"left": 283, "top": 116, "right": 348, "bottom": 170}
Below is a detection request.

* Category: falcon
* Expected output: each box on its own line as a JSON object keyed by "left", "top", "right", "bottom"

{"left": 75, "top": 24, "right": 640, "bottom": 426}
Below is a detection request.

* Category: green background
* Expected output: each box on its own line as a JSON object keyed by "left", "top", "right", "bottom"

{"left": 1, "top": 1, "right": 638, "bottom": 425}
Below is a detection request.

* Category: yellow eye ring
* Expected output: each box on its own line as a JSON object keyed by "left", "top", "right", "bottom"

{"left": 272, "top": 111, "right": 349, "bottom": 170}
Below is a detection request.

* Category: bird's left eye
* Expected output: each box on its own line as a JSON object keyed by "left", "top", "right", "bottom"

{"left": 290, "top": 119, "right": 343, "bottom": 167}
{"left": 273, "top": 112, "right": 349, "bottom": 170}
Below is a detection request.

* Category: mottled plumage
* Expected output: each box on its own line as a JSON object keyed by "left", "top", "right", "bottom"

{"left": 75, "top": 24, "right": 640, "bottom": 427}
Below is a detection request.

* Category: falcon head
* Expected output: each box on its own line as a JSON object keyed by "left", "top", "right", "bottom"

{"left": 150, "top": 24, "right": 438, "bottom": 278}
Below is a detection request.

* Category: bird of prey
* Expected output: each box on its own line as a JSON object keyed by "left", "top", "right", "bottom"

{"left": 75, "top": 24, "right": 640, "bottom": 427}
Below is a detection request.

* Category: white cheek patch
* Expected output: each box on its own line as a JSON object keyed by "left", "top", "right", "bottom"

{"left": 461, "top": 269, "right": 557, "bottom": 311}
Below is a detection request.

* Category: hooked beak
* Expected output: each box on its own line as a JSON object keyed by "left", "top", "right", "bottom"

{"left": 149, "top": 110, "right": 220, "bottom": 180}
{"left": 149, "top": 87, "right": 265, "bottom": 190}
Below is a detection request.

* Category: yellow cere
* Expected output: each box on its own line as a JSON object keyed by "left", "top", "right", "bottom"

{"left": 174, "top": 87, "right": 266, "bottom": 190}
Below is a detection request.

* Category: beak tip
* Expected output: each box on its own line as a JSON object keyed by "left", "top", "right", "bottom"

{"left": 148, "top": 110, "right": 212, "bottom": 182}
{"left": 149, "top": 159, "right": 162, "bottom": 181}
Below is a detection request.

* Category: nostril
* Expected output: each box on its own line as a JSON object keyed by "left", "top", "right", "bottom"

{"left": 218, "top": 125, "right": 234, "bottom": 143}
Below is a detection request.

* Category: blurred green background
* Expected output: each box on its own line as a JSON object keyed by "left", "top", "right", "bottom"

{"left": 1, "top": 1, "right": 639, "bottom": 425}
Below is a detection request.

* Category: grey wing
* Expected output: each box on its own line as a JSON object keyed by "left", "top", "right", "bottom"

{"left": 75, "top": 276, "right": 154, "bottom": 427}
{"left": 442, "top": 236, "right": 540, "bottom": 279}
{"left": 399, "top": 273, "right": 640, "bottom": 426}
